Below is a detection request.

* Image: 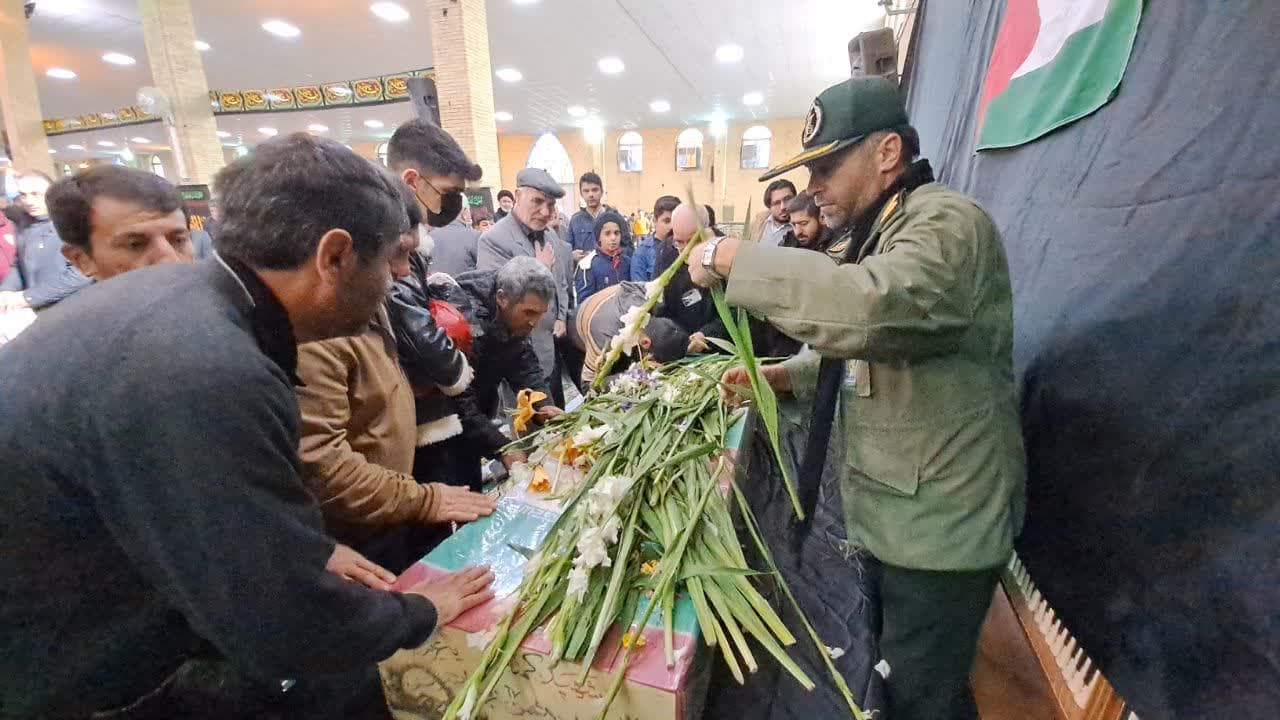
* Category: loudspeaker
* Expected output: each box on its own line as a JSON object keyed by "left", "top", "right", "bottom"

{"left": 849, "top": 27, "right": 898, "bottom": 84}
{"left": 406, "top": 76, "right": 441, "bottom": 126}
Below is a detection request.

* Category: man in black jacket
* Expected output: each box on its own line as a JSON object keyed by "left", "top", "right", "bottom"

{"left": 413, "top": 256, "right": 562, "bottom": 491}
{"left": 0, "top": 133, "right": 494, "bottom": 720}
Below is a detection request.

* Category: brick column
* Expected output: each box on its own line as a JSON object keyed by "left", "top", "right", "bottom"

{"left": 426, "top": 0, "right": 501, "bottom": 187}
{"left": 0, "top": 0, "right": 53, "bottom": 176}
{"left": 138, "top": 0, "right": 223, "bottom": 185}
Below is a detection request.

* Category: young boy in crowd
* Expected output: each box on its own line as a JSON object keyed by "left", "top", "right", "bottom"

{"left": 574, "top": 210, "right": 629, "bottom": 301}
{"left": 630, "top": 195, "right": 679, "bottom": 282}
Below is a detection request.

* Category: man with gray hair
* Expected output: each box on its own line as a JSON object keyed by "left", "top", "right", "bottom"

{"left": 419, "top": 256, "right": 564, "bottom": 491}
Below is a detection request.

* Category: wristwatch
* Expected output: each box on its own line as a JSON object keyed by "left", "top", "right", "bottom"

{"left": 701, "top": 237, "right": 725, "bottom": 280}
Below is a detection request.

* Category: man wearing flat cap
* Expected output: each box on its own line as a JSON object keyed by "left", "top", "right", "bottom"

{"left": 476, "top": 168, "right": 573, "bottom": 399}
{"left": 687, "top": 77, "right": 1027, "bottom": 719}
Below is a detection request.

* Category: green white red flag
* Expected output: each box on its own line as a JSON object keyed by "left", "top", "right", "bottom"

{"left": 977, "top": 0, "right": 1143, "bottom": 150}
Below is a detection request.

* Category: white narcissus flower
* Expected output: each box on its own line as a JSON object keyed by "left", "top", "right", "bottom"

{"left": 567, "top": 564, "right": 591, "bottom": 602}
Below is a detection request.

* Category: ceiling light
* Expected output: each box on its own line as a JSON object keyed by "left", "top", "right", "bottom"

{"left": 597, "top": 57, "right": 625, "bottom": 74}
{"left": 195, "top": 40, "right": 211, "bottom": 52}
{"left": 96, "top": 140, "right": 116, "bottom": 147}
{"left": 308, "top": 124, "right": 329, "bottom": 133}
{"left": 567, "top": 105, "right": 587, "bottom": 118}
{"left": 102, "top": 52, "right": 136, "bottom": 66}
{"left": 48, "top": 148, "right": 57, "bottom": 154}
{"left": 78, "top": 162, "right": 90, "bottom": 169}
{"left": 369, "top": 2, "right": 410, "bottom": 22}
{"left": 129, "top": 136, "right": 151, "bottom": 143}
{"left": 46, "top": 67, "right": 77, "bottom": 79}
{"left": 261, "top": 19, "right": 301, "bottom": 38}
{"left": 494, "top": 111, "right": 513, "bottom": 122}
{"left": 715, "top": 43, "right": 744, "bottom": 64}
{"left": 649, "top": 99, "right": 670, "bottom": 113}
{"left": 216, "top": 130, "right": 231, "bottom": 138}
{"left": 258, "top": 127, "right": 278, "bottom": 136}
{"left": 495, "top": 67, "right": 523, "bottom": 83}
{"left": 742, "top": 91, "right": 764, "bottom": 106}
{"left": 363, "top": 119, "right": 384, "bottom": 129}
{"left": 67, "top": 144, "right": 85, "bottom": 150}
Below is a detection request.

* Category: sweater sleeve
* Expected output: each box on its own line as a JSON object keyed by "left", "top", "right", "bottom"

{"left": 90, "top": 358, "right": 438, "bottom": 677}
{"left": 295, "top": 340, "right": 440, "bottom": 528}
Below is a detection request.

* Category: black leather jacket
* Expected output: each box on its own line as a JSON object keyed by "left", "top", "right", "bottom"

{"left": 385, "top": 253, "right": 471, "bottom": 394}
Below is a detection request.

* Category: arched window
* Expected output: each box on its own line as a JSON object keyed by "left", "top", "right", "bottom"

{"left": 676, "top": 128, "right": 703, "bottom": 170}
{"left": 376, "top": 143, "right": 389, "bottom": 167}
{"left": 617, "top": 131, "right": 643, "bottom": 173}
{"left": 149, "top": 155, "right": 166, "bottom": 178}
{"left": 740, "top": 125, "right": 772, "bottom": 169}
{"left": 526, "top": 133, "right": 576, "bottom": 211}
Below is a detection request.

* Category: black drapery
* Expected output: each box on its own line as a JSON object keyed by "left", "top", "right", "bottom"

{"left": 907, "top": 2, "right": 1280, "bottom": 717}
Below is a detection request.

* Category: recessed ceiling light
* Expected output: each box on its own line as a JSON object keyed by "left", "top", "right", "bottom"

{"left": 129, "top": 136, "right": 151, "bottom": 143}
{"left": 370, "top": 2, "right": 410, "bottom": 22}
{"left": 102, "top": 52, "right": 136, "bottom": 66}
{"left": 363, "top": 119, "right": 384, "bottom": 129}
{"left": 67, "top": 144, "right": 85, "bottom": 150}
{"left": 194, "top": 40, "right": 211, "bottom": 52}
{"left": 46, "top": 67, "right": 77, "bottom": 79}
{"left": 597, "top": 57, "right": 625, "bottom": 74}
{"left": 261, "top": 19, "right": 301, "bottom": 38}
{"left": 97, "top": 140, "right": 116, "bottom": 147}
{"left": 715, "top": 43, "right": 744, "bottom": 64}
{"left": 649, "top": 99, "right": 670, "bottom": 113}
{"left": 216, "top": 130, "right": 231, "bottom": 138}
{"left": 495, "top": 67, "right": 523, "bottom": 83}
{"left": 567, "top": 105, "right": 588, "bottom": 118}
{"left": 742, "top": 91, "right": 764, "bottom": 106}
{"left": 258, "top": 127, "right": 278, "bottom": 136}
{"left": 48, "top": 148, "right": 57, "bottom": 154}
{"left": 308, "top": 124, "right": 329, "bottom": 133}
{"left": 494, "top": 111, "right": 513, "bottom": 122}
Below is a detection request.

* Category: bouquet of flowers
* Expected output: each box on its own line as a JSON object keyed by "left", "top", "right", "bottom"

{"left": 444, "top": 356, "right": 865, "bottom": 720}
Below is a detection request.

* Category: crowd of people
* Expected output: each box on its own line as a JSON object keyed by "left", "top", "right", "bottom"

{"left": 1, "top": 75, "right": 1025, "bottom": 720}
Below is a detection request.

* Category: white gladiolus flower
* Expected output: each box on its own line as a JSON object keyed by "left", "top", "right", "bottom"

{"left": 572, "top": 424, "right": 610, "bottom": 447}
{"left": 575, "top": 526, "right": 611, "bottom": 568}
{"left": 567, "top": 564, "right": 591, "bottom": 602}
{"left": 645, "top": 280, "right": 662, "bottom": 301}
{"left": 600, "top": 514, "right": 622, "bottom": 544}
{"left": 660, "top": 383, "right": 681, "bottom": 405}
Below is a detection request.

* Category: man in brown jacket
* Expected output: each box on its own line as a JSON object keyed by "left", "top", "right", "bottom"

{"left": 297, "top": 221, "right": 495, "bottom": 573}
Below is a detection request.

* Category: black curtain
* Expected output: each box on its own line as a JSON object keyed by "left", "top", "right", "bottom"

{"left": 906, "top": 2, "right": 1280, "bottom": 718}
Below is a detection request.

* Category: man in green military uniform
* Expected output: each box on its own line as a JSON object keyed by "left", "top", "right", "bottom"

{"left": 687, "top": 78, "right": 1026, "bottom": 719}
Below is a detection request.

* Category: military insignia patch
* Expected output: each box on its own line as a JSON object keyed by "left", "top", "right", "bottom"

{"left": 802, "top": 99, "right": 824, "bottom": 146}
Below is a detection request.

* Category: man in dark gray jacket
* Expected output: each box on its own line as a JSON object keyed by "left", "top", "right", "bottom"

{"left": 0, "top": 134, "right": 494, "bottom": 719}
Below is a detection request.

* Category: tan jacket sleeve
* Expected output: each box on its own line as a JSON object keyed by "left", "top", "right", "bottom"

{"left": 725, "top": 195, "right": 984, "bottom": 363}
{"left": 295, "top": 340, "right": 439, "bottom": 528}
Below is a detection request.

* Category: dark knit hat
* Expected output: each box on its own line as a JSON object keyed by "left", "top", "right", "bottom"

{"left": 593, "top": 210, "right": 627, "bottom": 243}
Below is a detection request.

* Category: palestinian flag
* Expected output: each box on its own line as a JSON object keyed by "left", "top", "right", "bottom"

{"left": 977, "top": 0, "right": 1142, "bottom": 150}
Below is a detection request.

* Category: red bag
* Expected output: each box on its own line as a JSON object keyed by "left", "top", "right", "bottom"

{"left": 428, "top": 298, "right": 472, "bottom": 356}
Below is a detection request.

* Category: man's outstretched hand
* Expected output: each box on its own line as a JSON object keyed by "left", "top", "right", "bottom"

{"left": 326, "top": 543, "right": 397, "bottom": 591}
{"left": 719, "top": 364, "right": 791, "bottom": 404}
{"left": 406, "top": 566, "right": 496, "bottom": 625}
{"left": 428, "top": 484, "right": 497, "bottom": 524}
